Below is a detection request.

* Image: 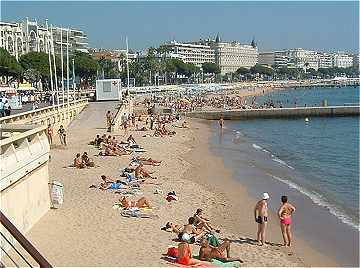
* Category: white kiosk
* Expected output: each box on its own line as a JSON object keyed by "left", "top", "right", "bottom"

{"left": 96, "top": 79, "right": 122, "bottom": 101}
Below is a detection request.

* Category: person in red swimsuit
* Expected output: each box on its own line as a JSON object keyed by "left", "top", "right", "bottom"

{"left": 177, "top": 242, "right": 207, "bottom": 266}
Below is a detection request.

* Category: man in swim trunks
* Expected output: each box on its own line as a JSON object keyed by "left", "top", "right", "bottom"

{"left": 278, "top": 195, "right": 296, "bottom": 247}
{"left": 199, "top": 239, "right": 243, "bottom": 263}
{"left": 254, "top": 192, "right": 269, "bottom": 246}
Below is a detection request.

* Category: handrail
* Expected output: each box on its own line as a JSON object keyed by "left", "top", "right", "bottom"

{"left": 0, "top": 211, "right": 52, "bottom": 268}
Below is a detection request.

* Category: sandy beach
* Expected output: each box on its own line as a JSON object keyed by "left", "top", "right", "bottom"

{"left": 15, "top": 101, "right": 338, "bottom": 267}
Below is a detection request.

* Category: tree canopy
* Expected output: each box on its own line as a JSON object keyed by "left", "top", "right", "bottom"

{"left": 235, "top": 67, "right": 250, "bottom": 75}
{"left": 202, "top": 62, "right": 220, "bottom": 74}
{"left": 250, "top": 64, "right": 274, "bottom": 76}
{"left": 0, "top": 48, "right": 23, "bottom": 79}
{"left": 19, "top": 52, "right": 54, "bottom": 79}
{"left": 73, "top": 52, "right": 98, "bottom": 83}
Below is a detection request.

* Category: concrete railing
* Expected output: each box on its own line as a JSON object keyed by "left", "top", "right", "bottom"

{"left": 0, "top": 99, "right": 88, "bottom": 126}
{"left": 1, "top": 124, "right": 51, "bottom": 256}
{"left": 187, "top": 106, "right": 360, "bottom": 120}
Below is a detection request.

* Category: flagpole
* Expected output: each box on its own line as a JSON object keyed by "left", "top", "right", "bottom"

{"left": 72, "top": 58, "right": 76, "bottom": 101}
{"left": 126, "top": 36, "right": 130, "bottom": 95}
{"left": 66, "top": 28, "right": 70, "bottom": 110}
{"left": 46, "top": 20, "right": 54, "bottom": 109}
{"left": 51, "top": 25, "right": 59, "bottom": 108}
{"left": 60, "top": 26, "right": 64, "bottom": 106}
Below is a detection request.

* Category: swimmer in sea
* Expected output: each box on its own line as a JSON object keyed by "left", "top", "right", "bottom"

{"left": 219, "top": 116, "right": 224, "bottom": 130}
{"left": 278, "top": 195, "right": 296, "bottom": 247}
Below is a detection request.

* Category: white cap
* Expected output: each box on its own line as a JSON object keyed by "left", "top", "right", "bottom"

{"left": 262, "top": 192, "right": 270, "bottom": 200}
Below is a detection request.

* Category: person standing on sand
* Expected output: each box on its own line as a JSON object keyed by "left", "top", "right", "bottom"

{"left": 47, "top": 124, "right": 54, "bottom": 145}
{"left": 218, "top": 116, "right": 224, "bottom": 129}
{"left": 254, "top": 192, "right": 269, "bottom": 246}
{"left": 106, "top": 111, "right": 113, "bottom": 131}
{"left": 278, "top": 195, "right": 296, "bottom": 247}
{"left": 58, "top": 125, "right": 67, "bottom": 146}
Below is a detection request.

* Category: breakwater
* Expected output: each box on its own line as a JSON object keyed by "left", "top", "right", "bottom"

{"left": 187, "top": 106, "right": 360, "bottom": 120}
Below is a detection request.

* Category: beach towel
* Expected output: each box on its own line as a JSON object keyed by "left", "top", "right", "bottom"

{"left": 192, "top": 256, "right": 241, "bottom": 267}
{"left": 162, "top": 256, "right": 213, "bottom": 268}
{"left": 120, "top": 209, "right": 158, "bottom": 219}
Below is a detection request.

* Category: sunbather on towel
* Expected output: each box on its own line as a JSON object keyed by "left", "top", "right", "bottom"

{"left": 134, "top": 156, "right": 162, "bottom": 166}
{"left": 74, "top": 153, "right": 86, "bottom": 169}
{"left": 194, "top": 208, "right": 220, "bottom": 233}
{"left": 161, "top": 222, "right": 182, "bottom": 234}
{"left": 120, "top": 196, "right": 152, "bottom": 209}
{"left": 178, "top": 217, "right": 206, "bottom": 243}
{"left": 98, "top": 175, "right": 126, "bottom": 190}
{"left": 199, "top": 239, "right": 243, "bottom": 263}
{"left": 134, "top": 164, "right": 155, "bottom": 179}
{"left": 178, "top": 242, "right": 208, "bottom": 266}
{"left": 81, "top": 152, "right": 95, "bottom": 167}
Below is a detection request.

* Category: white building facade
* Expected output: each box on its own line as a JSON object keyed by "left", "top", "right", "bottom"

{"left": 163, "top": 41, "right": 215, "bottom": 67}
{"left": 317, "top": 53, "right": 333, "bottom": 69}
{"left": 259, "top": 51, "right": 288, "bottom": 67}
{"left": 287, "top": 48, "right": 319, "bottom": 70}
{"left": 332, "top": 52, "right": 353, "bottom": 68}
{"left": 0, "top": 18, "right": 89, "bottom": 60}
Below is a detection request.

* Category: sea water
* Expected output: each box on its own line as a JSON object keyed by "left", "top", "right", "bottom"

{"left": 210, "top": 86, "right": 359, "bottom": 265}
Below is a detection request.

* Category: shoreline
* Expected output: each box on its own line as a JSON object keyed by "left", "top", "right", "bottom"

{"left": 183, "top": 118, "right": 339, "bottom": 267}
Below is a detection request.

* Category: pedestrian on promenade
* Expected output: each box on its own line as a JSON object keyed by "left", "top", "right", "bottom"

{"left": 254, "top": 192, "right": 269, "bottom": 246}
{"left": 58, "top": 125, "right": 67, "bottom": 146}
{"left": 47, "top": 124, "right": 54, "bottom": 145}
{"left": 106, "top": 111, "right": 113, "bottom": 132}
{"left": 4, "top": 100, "right": 11, "bottom": 116}
{"left": 278, "top": 195, "right": 296, "bottom": 247}
{"left": 0, "top": 99, "right": 4, "bottom": 117}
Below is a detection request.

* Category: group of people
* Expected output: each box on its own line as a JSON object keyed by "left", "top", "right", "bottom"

{"left": 163, "top": 209, "right": 244, "bottom": 265}
{"left": 254, "top": 193, "right": 296, "bottom": 247}
{"left": 73, "top": 152, "right": 95, "bottom": 169}
{"left": 46, "top": 124, "right": 67, "bottom": 146}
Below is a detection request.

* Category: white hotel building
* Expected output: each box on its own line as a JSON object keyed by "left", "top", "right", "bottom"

{"left": 332, "top": 52, "right": 353, "bottom": 68}
{"left": 0, "top": 18, "right": 89, "bottom": 60}
{"left": 163, "top": 35, "right": 258, "bottom": 75}
{"left": 164, "top": 40, "right": 215, "bottom": 67}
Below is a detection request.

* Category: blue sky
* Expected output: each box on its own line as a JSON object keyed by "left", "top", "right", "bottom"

{"left": 1, "top": 1, "right": 359, "bottom": 53}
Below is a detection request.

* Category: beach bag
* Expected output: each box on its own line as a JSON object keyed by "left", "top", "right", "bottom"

{"left": 167, "top": 247, "right": 179, "bottom": 258}
{"left": 207, "top": 235, "right": 220, "bottom": 247}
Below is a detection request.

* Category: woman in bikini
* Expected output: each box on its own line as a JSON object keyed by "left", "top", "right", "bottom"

{"left": 278, "top": 195, "right": 296, "bottom": 247}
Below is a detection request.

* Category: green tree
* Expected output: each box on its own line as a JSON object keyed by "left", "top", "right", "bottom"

{"left": 23, "top": 68, "right": 41, "bottom": 83}
{"left": 97, "top": 57, "right": 120, "bottom": 79}
{"left": 0, "top": 48, "right": 22, "bottom": 82}
{"left": 250, "top": 64, "right": 274, "bottom": 76}
{"left": 19, "top": 52, "right": 54, "bottom": 80}
{"left": 202, "top": 62, "right": 220, "bottom": 74}
{"left": 235, "top": 67, "right": 250, "bottom": 75}
{"left": 73, "top": 52, "right": 98, "bottom": 86}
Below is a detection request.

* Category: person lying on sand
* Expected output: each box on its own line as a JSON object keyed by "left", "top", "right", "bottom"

{"left": 194, "top": 209, "right": 220, "bottom": 233}
{"left": 199, "top": 239, "right": 243, "bottom": 263}
{"left": 74, "top": 153, "right": 86, "bottom": 168}
{"left": 134, "top": 156, "right": 162, "bottom": 166}
{"left": 161, "top": 222, "right": 182, "bottom": 234}
{"left": 102, "top": 144, "right": 131, "bottom": 156}
{"left": 120, "top": 196, "right": 152, "bottom": 209}
{"left": 98, "top": 175, "right": 127, "bottom": 190}
{"left": 178, "top": 217, "right": 206, "bottom": 243}
{"left": 81, "top": 152, "right": 95, "bottom": 167}
{"left": 177, "top": 242, "right": 208, "bottom": 266}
